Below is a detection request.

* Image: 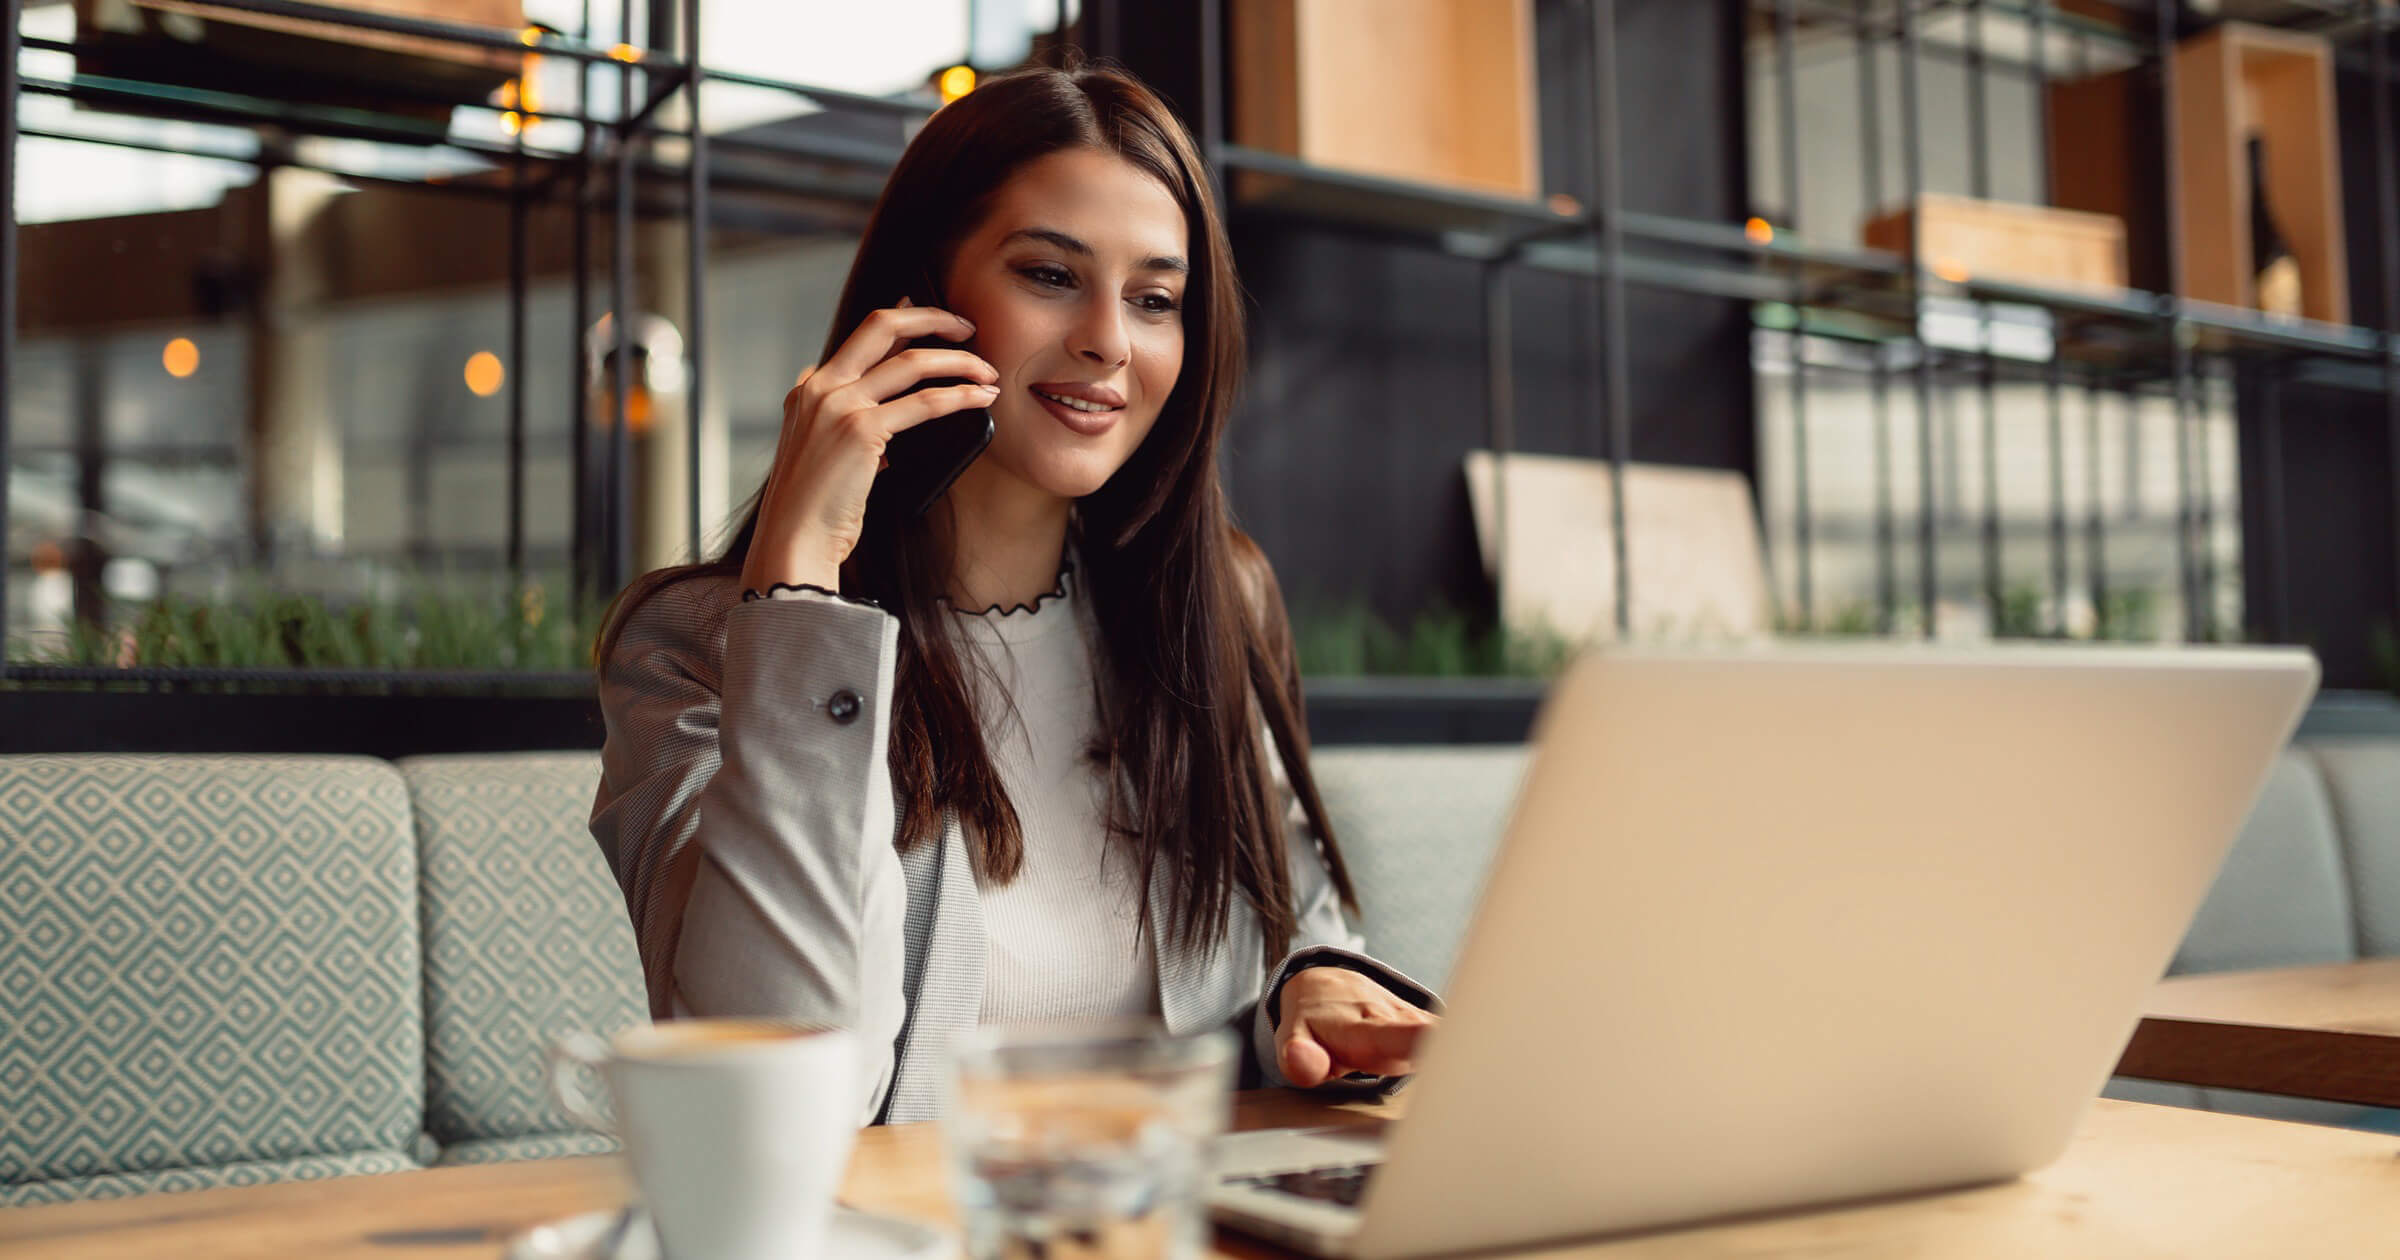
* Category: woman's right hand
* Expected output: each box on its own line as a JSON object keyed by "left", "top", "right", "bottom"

{"left": 740, "top": 301, "right": 1000, "bottom": 595}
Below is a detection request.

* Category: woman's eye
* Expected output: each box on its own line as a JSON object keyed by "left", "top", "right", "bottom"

{"left": 1021, "top": 265, "right": 1073, "bottom": 289}
{"left": 1136, "top": 294, "right": 1182, "bottom": 315}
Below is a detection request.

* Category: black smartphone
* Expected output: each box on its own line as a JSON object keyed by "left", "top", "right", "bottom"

{"left": 871, "top": 272, "right": 995, "bottom": 521}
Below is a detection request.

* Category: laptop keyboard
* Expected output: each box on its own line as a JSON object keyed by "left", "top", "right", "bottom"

{"left": 1228, "top": 1162, "right": 1381, "bottom": 1208}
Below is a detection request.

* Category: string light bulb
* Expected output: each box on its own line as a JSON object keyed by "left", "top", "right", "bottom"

{"left": 500, "top": 50, "right": 542, "bottom": 134}
{"left": 940, "top": 64, "right": 977, "bottom": 104}
{"left": 163, "top": 338, "right": 199, "bottom": 378}
{"left": 465, "top": 351, "right": 506, "bottom": 397}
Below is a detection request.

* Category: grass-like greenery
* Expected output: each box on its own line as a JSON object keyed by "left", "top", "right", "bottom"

{"left": 1778, "top": 585, "right": 2166, "bottom": 643}
{"left": 1291, "top": 601, "right": 1578, "bottom": 679}
{"left": 6, "top": 579, "right": 610, "bottom": 674}
{"left": 7, "top": 580, "right": 2176, "bottom": 685}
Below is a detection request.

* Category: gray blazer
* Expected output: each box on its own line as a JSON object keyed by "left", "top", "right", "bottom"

{"left": 588, "top": 572, "right": 1431, "bottom": 1125}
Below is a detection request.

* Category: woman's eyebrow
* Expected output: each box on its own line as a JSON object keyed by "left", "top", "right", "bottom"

{"left": 1001, "top": 227, "right": 1188, "bottom": 275}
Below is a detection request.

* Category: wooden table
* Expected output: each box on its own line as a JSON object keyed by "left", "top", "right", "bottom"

{"left": 2114, "top": 957, "right": 2400, "bottom": 1108}
{"left": 7, "top": 1091, "right": 2400, "bottom": 1259}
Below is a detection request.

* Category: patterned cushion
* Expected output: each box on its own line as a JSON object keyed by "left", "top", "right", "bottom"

{"left": 400, "top": 753, "right": 644, "bottom": 1149}
{"left": 0, "top": 755, "right": 424, "bottom": 1194}
{"left": 0, "top": 1149, "right": 421, "bottom": 1207}
{"left": 433, "top": 1131, "right": 619, "bottom": 1166}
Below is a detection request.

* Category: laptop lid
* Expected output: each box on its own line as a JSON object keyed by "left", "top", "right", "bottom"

{"left": 1348, "top": 643, "right": 2318, "bottom": 1260}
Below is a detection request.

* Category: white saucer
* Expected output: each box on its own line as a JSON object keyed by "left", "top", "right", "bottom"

{"left": 507, "top": 1205, "right": 953, "bottom": 1260}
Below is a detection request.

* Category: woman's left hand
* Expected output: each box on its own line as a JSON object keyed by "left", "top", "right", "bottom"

{"left": 1274, "top": 966, "right": 1438, "bottom": 1087}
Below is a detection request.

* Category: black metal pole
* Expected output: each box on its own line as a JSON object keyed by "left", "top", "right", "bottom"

{"left": 1967, "top": 0, "right": 1990, "bottom": 199}
{"left": 1901, "top": 0, "right": 1939, "bottom": 636}
{"left": 1484, "top": 255, "right": 1514, "bottom": 626}
{"left": 1858, "top": 0, "right": 1896, "bottom": 632}
{"left": 1969, "top": 0, "right": 2002, "bottom": 627}
{"left": 2124, "top": 381, "right": 2142, "bottom": 519}
{"left": 1198, "top": 0, "right": 1224, "bottom": 175}
{"left": 1, "top": 0, "right": 20, "bottom": 655}
{"left": 508, "top": 104, "right": 530, "bottom": 589}
{"left": 609, "top": 0, "right": 637, "bottom": 596}
{"left": 2373, "top": 0, "right": 2400, "bottom": 631}
{"left": 2035, "top": 0, "right": 2066, "bottom": 634}
{"left": 684, "top": 0, "right": 707, "bottom": 564}
{"left": 2157, "top": 0, "right": 2202, "bottom": 640}
{"left": 2261, "top": 365, "right": 2289, "bottom": 642}
{"left": 70, "top": 343, "right": 106, "bottom": 631}
{"left": 2043, "top": 347, "right": 2068, "bottom": 634}
{"left": 1591, "top": 0, "right": 1633, "bottom": 637}
{"left": 2194, "top": 362, "right": 2217, "bottom": 634}
{"left": 1776, "top": 0, "right": 1812, "bottom": 625}
{"left": 2088, "top": 373, "right": 2110, "bottom": 635}
{"left": 570, "top": 0, "right": 595, "bottom": 614}
{"left": 2031, "top": 0, "right": 2052, "bottom": 210}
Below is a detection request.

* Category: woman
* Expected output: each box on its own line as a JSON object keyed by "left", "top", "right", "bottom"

{"left": 589, "top": 62, "right": 1436, "bottom": 1126}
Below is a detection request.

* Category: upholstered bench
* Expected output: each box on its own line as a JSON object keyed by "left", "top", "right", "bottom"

{"left": 5, "top": 733, "right": 2397, "bottom": 1205}
{"left": 0, "top": 753, "right": 642, "bottom": 1206}
{"left": 2101, "top": 738, "right": 2400, "bottom": 1132}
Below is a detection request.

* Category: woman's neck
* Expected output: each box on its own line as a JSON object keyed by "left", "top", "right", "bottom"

{"left": 940, "top": 460, "right": 1073, "bottom": 612}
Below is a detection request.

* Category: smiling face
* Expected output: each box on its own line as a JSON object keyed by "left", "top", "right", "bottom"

{"left": 936, "top": 146, "right": 1190, "bottom": 507}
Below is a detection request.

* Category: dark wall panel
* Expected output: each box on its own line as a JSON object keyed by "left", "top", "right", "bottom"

{"left": 2240, "top": 49, "right": 2400, "bottom": 689}
{"left": 1124, "top": 0, "right": 1757, "bottom": 623}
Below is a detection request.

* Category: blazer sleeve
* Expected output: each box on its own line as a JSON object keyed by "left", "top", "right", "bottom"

{"left": 589, "top": 576, "right": 910, "bottom": 1125}
{"left": 1245, "top": 731, "right": 1441, "bottom": 1095}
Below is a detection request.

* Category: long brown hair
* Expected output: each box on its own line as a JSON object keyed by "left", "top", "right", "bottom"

{"left": 593, "top": 62, "right": 1351, "bottom": 963}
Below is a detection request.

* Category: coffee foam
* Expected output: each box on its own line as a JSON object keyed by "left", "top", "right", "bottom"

{"left": 615, "top": 1019, "right": 837, "bottom": 1061}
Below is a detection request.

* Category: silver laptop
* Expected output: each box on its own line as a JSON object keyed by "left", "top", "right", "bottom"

{"left": 1211, "top": 643, "right": 2318, "bottom": 1259}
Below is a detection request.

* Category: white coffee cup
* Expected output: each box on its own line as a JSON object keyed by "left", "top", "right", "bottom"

{"left": 549, "top": 1019, "right": 862, "bottom": 1260}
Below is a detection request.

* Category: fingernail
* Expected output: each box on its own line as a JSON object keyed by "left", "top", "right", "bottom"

{"left": 958, "top": 316, "right": 976, "bottom": 331}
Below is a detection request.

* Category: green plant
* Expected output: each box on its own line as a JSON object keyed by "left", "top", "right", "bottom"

{"left": 1992, "top": 583, "right": 2054, "bottom": 640}
{"left": 1774, "top": 599, "right": 1886, "bottom": 637}
{"left": 6, "top": 574, "right": 609, "bottom": 674}
{"left": 2093, "top": 588, "right": 2161, "bottom": 643}
{"left": 1292, "top": 599, "right": 1575, "bottom": 679}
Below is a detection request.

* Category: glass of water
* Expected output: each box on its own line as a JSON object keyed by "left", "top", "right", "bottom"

{"left": 944, "top": 1019, "right": 1238, "bottom": 1260}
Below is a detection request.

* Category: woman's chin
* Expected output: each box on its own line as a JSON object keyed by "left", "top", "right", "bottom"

{"left": 1018, "top": 451, "right": 1136, "bottom": 502}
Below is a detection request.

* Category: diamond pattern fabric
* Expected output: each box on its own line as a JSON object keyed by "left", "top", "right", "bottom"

{"left": 0, "top": 755, "right": 424, "bottom": 1197}
{"left": 400, "top": 753, "right": 644, "bottom": 1149}
{"left": 432, "top": 1131, "right": 620, "bottom": 1166}
{"left": 0, "top": 1150, "right": 420, "bottom": 1208}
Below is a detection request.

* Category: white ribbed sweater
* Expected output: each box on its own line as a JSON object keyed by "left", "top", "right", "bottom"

{"left": 946, "top": 570, "right": 1159, "bottom": 1022}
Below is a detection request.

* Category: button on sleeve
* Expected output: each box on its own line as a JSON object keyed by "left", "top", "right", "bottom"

{"left": 827, "top": 689, "right": 863, "bottom": 724}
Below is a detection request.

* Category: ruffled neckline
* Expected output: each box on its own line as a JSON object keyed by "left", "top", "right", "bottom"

{"left": 945, "top": 564, "right": 1079, "bottom": 650}
{"left": 943, "top": 563, "right": 1074, "bottom": 620}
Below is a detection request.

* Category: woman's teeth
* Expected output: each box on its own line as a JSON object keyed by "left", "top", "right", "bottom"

{"left": 1035, "top": 389, "right": 1117, "bottom": 413}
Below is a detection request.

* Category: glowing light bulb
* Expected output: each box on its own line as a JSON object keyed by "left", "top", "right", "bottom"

{"left": 465, "top": 351, "right": 506, "bottom": 397}
{"left": 163, "top": 338, "right": 200, "bottom": 378}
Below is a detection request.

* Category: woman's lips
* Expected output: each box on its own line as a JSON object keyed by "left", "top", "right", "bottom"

{"left": 1030, "top": 386, "right": 1122, "bottom": 437}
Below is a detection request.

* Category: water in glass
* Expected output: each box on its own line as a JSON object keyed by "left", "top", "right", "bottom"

{"left": 946, "top": 1022, "right": 1235, "bottom": 1260}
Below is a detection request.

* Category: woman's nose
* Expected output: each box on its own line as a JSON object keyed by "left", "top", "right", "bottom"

{"left": 1069, "top": 297, "right": 1130, "bottom": 369}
